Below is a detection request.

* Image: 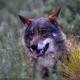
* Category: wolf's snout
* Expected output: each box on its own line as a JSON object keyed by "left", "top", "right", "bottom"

{"left": 30, "top": 39, "right": 50, "bottom": 56}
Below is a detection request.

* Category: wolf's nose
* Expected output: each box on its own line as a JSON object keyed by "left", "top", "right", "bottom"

{"left": 30, "top": 44, "right": 38, "bottom": 51}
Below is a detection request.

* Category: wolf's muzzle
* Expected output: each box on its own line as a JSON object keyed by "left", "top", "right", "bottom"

{"left": 30, "top": 43, "right": 49, "bottom": 57}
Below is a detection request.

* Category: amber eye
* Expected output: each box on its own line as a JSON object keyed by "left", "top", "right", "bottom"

{"left": 38, "top": 28, "right": 49, "bottom": 36}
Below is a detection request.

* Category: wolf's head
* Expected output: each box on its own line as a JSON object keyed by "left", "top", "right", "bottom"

{"left": 19, "top": 8, "right": 66, "bottom": 57}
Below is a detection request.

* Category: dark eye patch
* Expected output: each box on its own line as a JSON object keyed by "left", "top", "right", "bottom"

{"left": 27, "top": 31, "right": 35, "bottom": 39}
{"left": 30, "top": 31, "right": 34, "bottom": 36}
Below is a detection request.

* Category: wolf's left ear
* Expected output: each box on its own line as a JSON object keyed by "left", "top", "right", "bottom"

{"left": 19, "top": 15, "right": 32, "bottom": 25}
{"left": 49, "top": 8, "right": 61, "bottom": 22}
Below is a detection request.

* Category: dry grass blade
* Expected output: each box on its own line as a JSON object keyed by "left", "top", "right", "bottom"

{"left": 63, "top": 37, "right": 80, "bottom": 80}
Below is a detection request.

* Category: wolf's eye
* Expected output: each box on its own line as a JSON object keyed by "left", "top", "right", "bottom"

{"left": 38, "top": 28, "right": 49, "bottom": 36}
{"left": 28, "top": 31, "right": 34, "bottom": 39}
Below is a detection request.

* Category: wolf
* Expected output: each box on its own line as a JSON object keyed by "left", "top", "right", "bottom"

{"left": 19, "top": 8, "right": 70, "bottom": 79}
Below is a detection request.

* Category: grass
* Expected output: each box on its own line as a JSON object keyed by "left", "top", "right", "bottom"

{"left": 0, "top": 30, "right": 80, "bottom": 80}
{"left": 62, "top": 36, "right": 80, "bottom": 80}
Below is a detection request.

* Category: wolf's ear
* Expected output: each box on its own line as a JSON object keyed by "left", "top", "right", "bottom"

{"left": 19, "top": 15, "right": 32, "bottom": 25}
{"left": 49, "top": 8, "right": 61, "bottom": 22}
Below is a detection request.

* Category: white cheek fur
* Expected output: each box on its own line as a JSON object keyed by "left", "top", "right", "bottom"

{"left": 38, "top": 38, "right": 56, "bottom": 53}
{"left": 52, "top": 31, "right": 66, "bottom": 41}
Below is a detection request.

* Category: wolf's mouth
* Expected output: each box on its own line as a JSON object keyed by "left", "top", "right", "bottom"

{"left": 37, "top": 43, "right": 49, "bottom": 57}
{"left": 30, "top": 43, "right": 49, "bottom": 57}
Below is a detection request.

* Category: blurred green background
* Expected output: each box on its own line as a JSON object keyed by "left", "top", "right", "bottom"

{"left": 0, "top": 0, "right": 80, "bottom": 80}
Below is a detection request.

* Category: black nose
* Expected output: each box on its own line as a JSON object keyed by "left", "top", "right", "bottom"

{"left": 30, "top": 44, "right": 38, "bottom": 51}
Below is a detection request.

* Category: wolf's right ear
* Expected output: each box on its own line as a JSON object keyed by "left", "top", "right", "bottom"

{"left": 19, "top": 15, "right": 32, "bottom": 25}
{"left": 49, "top": 8, "right": 61, "bottom": 22}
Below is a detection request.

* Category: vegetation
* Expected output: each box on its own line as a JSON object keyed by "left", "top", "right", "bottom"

{"left": 0, "top": 0, "right": 80, "bottom": 80}
{"left": 63, "top": 37, "right": 80, "bottom": 80}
